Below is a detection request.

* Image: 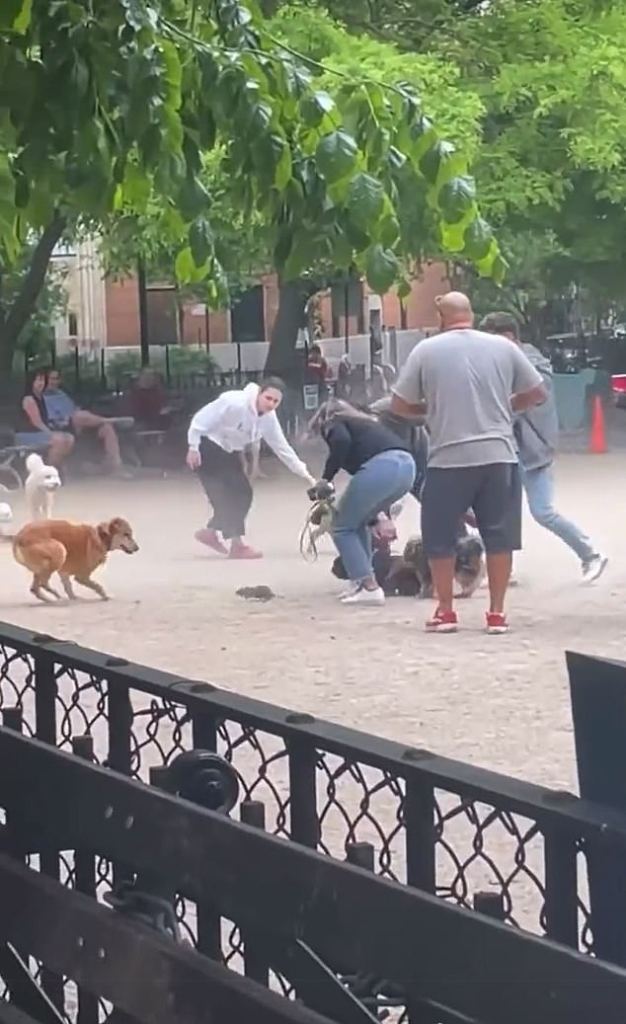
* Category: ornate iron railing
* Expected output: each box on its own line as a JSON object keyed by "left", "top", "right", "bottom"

{"left": 0, "top": 621, "right": 624, "bottom": 975}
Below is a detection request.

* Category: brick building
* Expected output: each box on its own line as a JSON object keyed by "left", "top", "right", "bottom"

{"left": 54, "top": 245, "right": 448, "bottom": 352}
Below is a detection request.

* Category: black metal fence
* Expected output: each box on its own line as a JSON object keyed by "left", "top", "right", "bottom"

{"left": 2, "top": 622, "right": 626, "bottom": 971}
{"left": 4, "top": 724, "right": 626, "bottom": 1024}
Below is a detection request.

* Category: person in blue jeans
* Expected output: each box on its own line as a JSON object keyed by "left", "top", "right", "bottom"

{"left": 308, "top": 400, "right": 416, "bottom": 606}
{"left": 480, "top": 312, "right": 607, "bottom": 582}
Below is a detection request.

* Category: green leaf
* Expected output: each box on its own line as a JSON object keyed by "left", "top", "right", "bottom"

{"left": 397, "top": 278, "right": 411, "bottom": 301}
{"left": 410, "top": 116, "right": 437, "bottom": 160}
{"left": 274, "top": 142, "right": 292, "bottom": 192}
{"left": 160, "top": 40, "right": 182, "bottom": 109}
{"left": 175, "top": 245, "right": 210, "bottom": 284}
{"left": 346, "top": 173, "right": 385, "bottom": 232}
{"left": 178, "top": 175, "right": 211, "bottom": 220}
{"left": 438, "top": 177, "right": 476, "bottom": 224}
{"left": 122, "top": 163, "right": 151, "bottom": 210}
{"left": 463, "top": 217, "right": 494, "bottom": 262}
{"left": 378, "top": 211, "right": 400, "bottom": 248}
{"left": 315, "top": 131, "right": 358, "bottom": 184}
{"left": 419, "top": 140, "right": 456, "bottom": 186}
{"left": 300, "top": 91, "right": 336, "bottom": 129}
{"left": 366, "top": 244, "right": 398, "bottom": 293}
{"left": 189, "top": 217, "right": 214, "bottom": 267}
{"left": 0, "top": 0, "right": 31, "bottom": 32}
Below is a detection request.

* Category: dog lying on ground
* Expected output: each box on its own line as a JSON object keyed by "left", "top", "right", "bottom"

{"left": 24, "top": 454, "right": 62, "bottom": 521}
{"left": 12, "top": 517, "right": 139, "bottom": 603}
{"left": 402, "top": 526, "right": 485, "bottom": 599}
{"left": 331, "top": 507, "right": 419, "bottom": 596}
{"left": 332, "top": 522, "right": 485, "bottom": 598}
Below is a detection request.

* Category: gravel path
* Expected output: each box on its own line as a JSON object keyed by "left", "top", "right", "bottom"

{"left": 1, "top": 448, "right": 623, "bottom": 795}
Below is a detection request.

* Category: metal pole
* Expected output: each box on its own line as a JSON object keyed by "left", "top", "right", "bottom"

{"left": 137, "top": 258, "right": 150, "bottom": 367}
{"left": 343, "top": 279, "right": 349, "bottom": 355}
{"left": 204, "top": 305, "right": 211, "bottom": 355}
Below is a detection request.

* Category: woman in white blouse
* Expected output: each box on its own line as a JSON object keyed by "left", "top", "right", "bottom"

{"left": 187, "top": 377, "right": 315, "bottom": 559}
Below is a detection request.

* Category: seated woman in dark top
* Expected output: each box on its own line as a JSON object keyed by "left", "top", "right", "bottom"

{"left": 129, "top": 369, "right": 172, "bottom": 430}
{"left": 17, "top": 370, "right": 74, "bottom": 466}
{"left": 308, "top": 399, "right": 416, "bottom": 606}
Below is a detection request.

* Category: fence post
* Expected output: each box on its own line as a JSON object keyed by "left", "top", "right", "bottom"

{"left": 474, "top": 892, "right": 505, "bottom": 920}
{"left": 345, "top": 842, "right": 375, "bottom": 872}
{"left": 287, "top": 727, "right": 318, "bottom": 849}
{"left": 240, "top": 800, "right": 269, "bottom": 986}
{"left": 543, "top": 827, "right": 579, "bottom": 948}
{"left": 33, "top": 653, "right": 64, "bottom": 1010}
{"left": 189, "top": 713, "right": 222, "bottom": 960}
{"left": 404, "top": 772, "right": 437, "bottom": 1024}
{"left": 107, "top": 679, "right": 133, "bottom": 890}
{"left": 567, "top": 650, "right": 626, "bottom": 964}
{"left": 72, "top": 735, "right": 99, "bottom": 1024}
{"left": 2, "top": 706, "right": 25, "bottom": 862}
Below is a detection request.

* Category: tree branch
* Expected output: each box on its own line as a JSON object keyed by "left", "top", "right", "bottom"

{"left": 2, "top": 213, "right": 66, "bottom": 345}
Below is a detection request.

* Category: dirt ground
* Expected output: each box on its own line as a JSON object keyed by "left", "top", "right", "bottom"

{"left": 1, "top": 448, "right": 624, "bottom": 793}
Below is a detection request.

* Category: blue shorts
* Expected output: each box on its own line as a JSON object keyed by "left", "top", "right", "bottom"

{"left": 15, "top": 431, "right": 50, "bottom": 450}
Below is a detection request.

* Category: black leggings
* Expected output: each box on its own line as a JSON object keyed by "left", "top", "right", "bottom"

{"left": 197, "top": 439, "right": 253, "bottom": 540}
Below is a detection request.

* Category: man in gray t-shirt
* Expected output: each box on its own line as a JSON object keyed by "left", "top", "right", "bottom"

{"left": 392, "top": 291, "right": 545, "bottom": 635}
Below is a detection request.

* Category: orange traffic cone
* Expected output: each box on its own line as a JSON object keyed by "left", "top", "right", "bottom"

{"left": 589, "top": 395, "right": 608, "bottom": 454}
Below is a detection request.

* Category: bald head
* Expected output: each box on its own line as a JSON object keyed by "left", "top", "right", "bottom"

{"left": 435, "top": 291, "right": 474, "bottom": 330}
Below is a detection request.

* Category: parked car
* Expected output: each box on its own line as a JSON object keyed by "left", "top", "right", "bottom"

{"left": 611, "top": 373, "right": 626, "bottom": 409}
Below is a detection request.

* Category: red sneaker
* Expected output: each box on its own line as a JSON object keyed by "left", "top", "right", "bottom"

{"left": 425, "top": 609, "right": 458, "bottom": 634}
{"left": 195, "top": 529, "right": 228, "bottom": 555}
{"left": 229, "top": 543, "right": 263, "bottom": 560}
{"left": 486, "top": 611, "right": 509, "bottom": 635}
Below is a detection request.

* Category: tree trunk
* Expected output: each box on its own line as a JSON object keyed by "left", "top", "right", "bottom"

{"left": 265, "top": 278, "right": 315, "bottom": 385}
{"left": 0, "top": 213, "right": 66, "bottom": 387}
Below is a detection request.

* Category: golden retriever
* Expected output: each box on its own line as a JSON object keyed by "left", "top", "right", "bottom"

{"left": 12, "top": 517, "right": 139, "bottom": 603}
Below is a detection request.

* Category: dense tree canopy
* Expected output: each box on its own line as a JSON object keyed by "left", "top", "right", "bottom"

{"left": 0, "top": 0, "right": 501, "bottom": 374}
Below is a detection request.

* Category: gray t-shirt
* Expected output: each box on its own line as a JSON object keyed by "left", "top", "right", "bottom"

{"left": 393, "top": 329, "right": 543, "bottom": 468}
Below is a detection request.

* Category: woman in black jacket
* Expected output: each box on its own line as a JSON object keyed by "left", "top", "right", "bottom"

{"left": 309, "top": 400, "right": 416, "bottom": 605}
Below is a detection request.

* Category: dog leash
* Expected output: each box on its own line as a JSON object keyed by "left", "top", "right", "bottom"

{"left": 299, "top": 498, "right": 333, "bottom": 562}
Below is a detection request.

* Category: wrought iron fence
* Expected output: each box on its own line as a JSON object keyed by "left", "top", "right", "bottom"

{"left": 2, "top": 724, "right": 626, "bottom": 1024}
{"left": 1, "top": 621, "right": 625, "bottom": 977}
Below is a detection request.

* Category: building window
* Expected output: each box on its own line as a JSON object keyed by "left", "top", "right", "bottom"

{"left": 231, "top": 285, "right": 265, "bottom": 343}
{"left": 330, "top": 278, "right": 364, "bottom": 336}
{"left": 68, "top": 312, "right": 78, "bottom": 337}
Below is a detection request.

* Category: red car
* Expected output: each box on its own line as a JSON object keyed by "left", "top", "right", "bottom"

{"left": 611, "top": 374, "right": 626, "bottom": 409}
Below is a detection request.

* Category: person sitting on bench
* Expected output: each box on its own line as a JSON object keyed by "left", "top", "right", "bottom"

{"left": 17, "top": 370, "right": 74, "bottom": 467}
{"left": 44, "top": 368, "right": 124, "bottom": 473}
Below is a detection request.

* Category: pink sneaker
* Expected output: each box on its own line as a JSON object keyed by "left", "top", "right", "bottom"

{"left": 229, "top": 543, "right": 263, "bottom": 560}
{"left": 195, "top": 529, "right": 228, "bottom": 555}
{"left": 425, "top": 609, "right": 458, "bottom": 634}
{"left": 485, "top": 611, "right": 509, "bottom": 635}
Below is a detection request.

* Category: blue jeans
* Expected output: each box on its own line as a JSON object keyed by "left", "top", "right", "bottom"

{"left": 522, "top": 464, "right": 596, "bottom": 563}
{"left": 333, "top": 450, "right": 416, "bottom": 581}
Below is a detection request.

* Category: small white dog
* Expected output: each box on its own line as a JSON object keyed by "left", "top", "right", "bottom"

{"left": 25, "top": 454, "right": 62, "bottom": 521}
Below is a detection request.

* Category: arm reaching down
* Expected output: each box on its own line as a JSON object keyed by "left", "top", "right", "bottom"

{"left": 390, "top": 393, "right": 427, "bottom": 418}
{"left": 260, "top": 412, "right": 315, "bottom": 484}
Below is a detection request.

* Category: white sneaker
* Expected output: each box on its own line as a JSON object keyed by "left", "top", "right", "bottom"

{"left": 341, "top": 586, "right": 385, "bottom": 606}
{"left": 338, "top": 582, "right": 361, "bottom": 600}
{"left": 582, "top": 554, "right": 608, "bottom": 583}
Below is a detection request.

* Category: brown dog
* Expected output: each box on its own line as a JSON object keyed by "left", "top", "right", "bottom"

{"left": 12, "top": 517, "right": 139, "bottom": 603}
